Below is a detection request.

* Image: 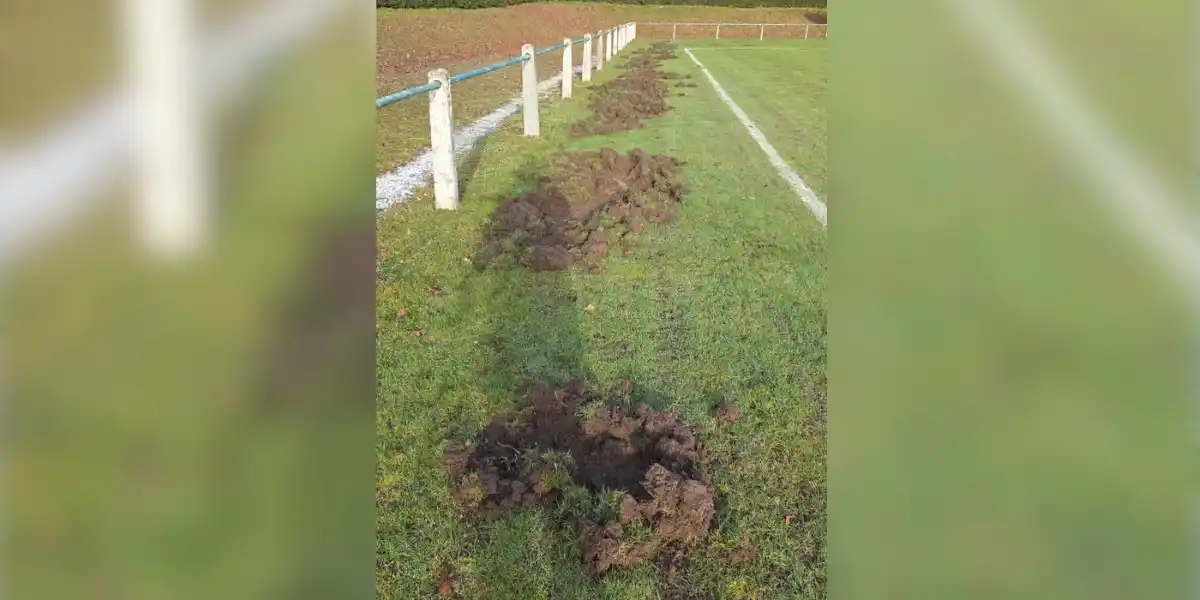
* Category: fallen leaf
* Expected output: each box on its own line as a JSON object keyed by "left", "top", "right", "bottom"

{"left": 414, "top": 330, "right": 425, "bottom": 337}
{"left": 585, "top": 304, "right": 595, "bottom": 313}
{"left": 784, "top": 515, "right": 795, "bottom": 525}
{"left": 436, "top": 579, "right": 453, "bottom": 596}
{"left": 397, "top": 310, "right": 408, "bottom": 319}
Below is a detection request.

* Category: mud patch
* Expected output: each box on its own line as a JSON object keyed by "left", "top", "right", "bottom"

{"left": 572, "top": 42, "right": 682, "bottom": 136}
{"left": 475, "top": 148, "right": 685, "bottom": 271}
{"left": 711, "top": 399, "right": 739, "bottom": 423}
{"left": 443, "top": 380, "right": 716, "bottom": 575}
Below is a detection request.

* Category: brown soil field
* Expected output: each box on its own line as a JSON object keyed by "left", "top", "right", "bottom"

{"left": 377, "top": 4, "right": 824, "bottom": 91}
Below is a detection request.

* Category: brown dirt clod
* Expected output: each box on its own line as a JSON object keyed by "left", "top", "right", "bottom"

{"left": 572, "top": 43, "right": 680, "bottom": 136}
{"left": 711, "top": 399, "right": 740, "bottom": 423}
{"left": 476, "top": 148, "right": 685, "bottom": 272}
{"left": 443, "top": 380, "right": 715, "bottom": 575}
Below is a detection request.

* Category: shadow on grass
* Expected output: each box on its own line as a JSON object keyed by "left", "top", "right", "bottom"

{"left": 457, "top": 134, "right": 489, "bottom": 200}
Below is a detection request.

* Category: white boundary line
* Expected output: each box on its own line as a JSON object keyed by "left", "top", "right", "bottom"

{"left": 944, "top": 0, "right": 1200, "bottom": 299}
{"left": 375, "top": 67, "right": 580, "bottom": 212}
{"left": 683, "top": 47, "right": 827, "bottom": 227}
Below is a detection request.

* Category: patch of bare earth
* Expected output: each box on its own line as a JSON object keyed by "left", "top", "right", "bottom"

{"left": 475, "top": 148, "right": 686, "bottom": 272}
{"left": 572, "top": 42, "right": 693, "bottom": 136}
{"left": 442, "top": 380, "right": 716, "bottom": 575}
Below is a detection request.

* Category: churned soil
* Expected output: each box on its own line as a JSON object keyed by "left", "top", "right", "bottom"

{"left": 442, "top": 380, "right": 716, "bottom": 575}
{"left": 475, "top": 147, "right": 685, "bottom": 271}
{"left": 572, "top": 43, "right": 684, "bottom": 137}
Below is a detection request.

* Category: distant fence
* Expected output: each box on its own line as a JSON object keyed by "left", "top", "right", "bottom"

{"left": 639, "top": 21, "right": 828, "bottom": 40}
{"left": 376, "top": 22, "right": 637, "bottom": 210}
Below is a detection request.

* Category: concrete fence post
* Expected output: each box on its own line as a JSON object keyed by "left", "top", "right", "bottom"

{"left": 621, "top": 24, "right": 627, "bottom": 49}
{"left": 805, "top": 24, "right": 810, "bottom": 39}
{"left": 582, "top": 33, "right": 593, "bottom": 81}
{"left": 561, "top": 37, "right": 573, "bottom": 99}
{"left": 672, "top": 23, "right": 677, "bottom": 41}
{"left": 127, "top": 0, "right": 208, "bottom": 259}
{"left": 595, "top": 30, "right": 604, "bottom": 70}
{"left": 427, "top": 69, "right": 458, "bottom": 210}
{"left": 760, "top": 24, "right": 765, "bottom": 40}
{"left": 521, "top": 44, "right": 538, "bottom": 137}
{"left": 607, "top": 28, "right": 614, "bottom": 59}
{"left": 715, "top": 23, "right": 721, "bottom": 40}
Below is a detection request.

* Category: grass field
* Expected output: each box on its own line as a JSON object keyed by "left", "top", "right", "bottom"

{"left": 685, "top": 42, "right": 827, "bottom": 197}
{"left": 376, "top": 4, "right": 825, "bottom": 173}
{"left": 376, "top": 38, "right": 827, "bottom": 599}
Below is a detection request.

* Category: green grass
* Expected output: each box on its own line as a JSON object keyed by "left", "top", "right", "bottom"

{"left": 377, "top": 40, "right": 826, "bottom": 599}
{"left": 685, "top": 40, "right": 826, "bottom": 197}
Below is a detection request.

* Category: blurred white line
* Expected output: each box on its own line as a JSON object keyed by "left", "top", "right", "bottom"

{"left": 0, "top": 0, "right": 345, "bottom": 268}
{"left": 944, "top": 0, "right": 1200, "bottom": 298}
{"left": 375, "top": 67, "right": 580, "bottom": 212}
{"left": 683, "top": 48, "right": 827, "bottom": 227}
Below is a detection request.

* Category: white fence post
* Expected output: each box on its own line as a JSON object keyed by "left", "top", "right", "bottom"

{"left": 595, "top": 30, "right": 604, "bottom": 70}
{"left": 632, "top": 22, "right": 636, "bottom": 41}
{"left": 521, "top": 44, "right": 538, "bottom": 136}
{"left": 562, "top": 37, "right": 573, "bottom": 99}
{"left": 672, "top": 23, "right": 677, "bottom": 41}
{"left": 607, "top": 28, "right": 613, "bottom": 59}
{"left": 582, "top": 33, "right": 592, "bottom": 81}
{"left": 805, "top": 23, "right": 810, "bottom": 39}
{"left": 126, "top": 0, "right": 208, "bottom": 260}
{"left": 427, "top": 68, "right": 458, "bottom": 210}
{"left": 715, "top": 24, "right": 720, "bottom": 40}
{"left": 760, "top": 24, "right": 765, "bottom": 40}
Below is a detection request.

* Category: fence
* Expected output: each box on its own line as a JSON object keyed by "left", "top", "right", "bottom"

{"left": 376, "top": 22, "right": 637, "bottom": 210}
{"left": 639, "top": 21, "right": 828, "bottom": 41}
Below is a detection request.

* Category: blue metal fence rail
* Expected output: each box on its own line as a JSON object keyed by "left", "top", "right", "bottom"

{"left": 377, "top": 36, "right": 591, "bottom": 109}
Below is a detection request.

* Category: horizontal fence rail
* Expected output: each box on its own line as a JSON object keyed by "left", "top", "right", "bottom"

{"left": 638, "top": 21, "right": 828, "bottom": 41}
{"left": 376, "top": 23, "right": 637, "bottom": 211}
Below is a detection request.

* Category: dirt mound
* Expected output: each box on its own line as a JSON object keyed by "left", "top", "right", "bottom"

{"left": 572, "top": 43, "right": 681, "bottom": 136}
{"left": 443, "top": 380, "right": 715, "bottom": 575}
{"left": 475, "top": 148, "right": 685, "bottom": 271}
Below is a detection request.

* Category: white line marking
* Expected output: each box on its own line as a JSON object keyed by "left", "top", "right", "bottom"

{"left": 375, "top": 67, "right": 580, "bottom": 212}
{"left": 683, "top": 47, "right": 827, "bottom": 227}
{"left": 944, "top": 0, "right": 1200, "bottom": 299}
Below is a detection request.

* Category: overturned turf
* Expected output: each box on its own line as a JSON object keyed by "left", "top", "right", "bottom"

{"left": 442, "top": 380, "right": 716, "bottom": 575}
{"left": 572, "top": 42, "right": 684, "bottom": 136}
{"left": 475, "top": 147, "right": 685, "bottom": 271}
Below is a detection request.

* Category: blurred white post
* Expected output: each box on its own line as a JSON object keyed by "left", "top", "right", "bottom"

{"left": 521, "top": 44, "right": 539, "bottom": 136}
{"left": 561, "top": 38, "right": 573, "bottom": 99}
{"left": 595, "top": 30, "right": 605, "bottom": 71}
{"left": 716, "top": 24, "right": 721, "bottom": 40}
{"left": 124, "top": 0, "right": 208, "bottom": 260}
{"left": 805, "top": 24, "right": 810, "bottom": 39}
{"left": 606, "top": 28, "right": 613, "bottom": 60}
{"left": 633, "top": 22, "right": 637, "bottom": 41}
{"left": 672, "top": 23, "right": 677, "bottom": 41}
{"left": 621, "top": 24, "right": 627, "bottom": 49}
{"left": 582, "top": 33, "right": 593, "bottom": 81}
{"left": 427, "top": 69, "right": 458, "bottom": 210}
{"left": 760, "top": 24, "right": 765, "bottom": 40}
